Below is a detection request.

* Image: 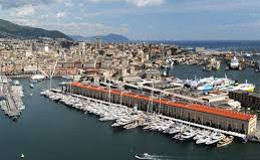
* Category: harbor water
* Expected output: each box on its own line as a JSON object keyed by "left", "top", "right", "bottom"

{"left": 0, "top": 78, "right": 260, "bottom": 160}
{"left": 170, "top": 64, "right": 260, "bottom": 92}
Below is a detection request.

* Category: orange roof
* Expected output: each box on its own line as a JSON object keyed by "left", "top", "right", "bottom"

{"left": 71, "top": 82, "right": 255, "bottom": 121}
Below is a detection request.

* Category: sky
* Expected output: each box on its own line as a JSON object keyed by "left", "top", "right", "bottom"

{"left": 1, "top": 0, "right": 260, "bottom": 40}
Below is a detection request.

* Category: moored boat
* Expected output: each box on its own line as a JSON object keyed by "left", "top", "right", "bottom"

{"left": 230, "top": 56, "right": 239, "bottom": 69}
{"left": 217, "top": 136, "right": 234, "bottom": 148}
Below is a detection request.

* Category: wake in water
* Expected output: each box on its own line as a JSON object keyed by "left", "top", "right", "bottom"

{"left": 135, "top": 153, "right": 183, "bottom": 160}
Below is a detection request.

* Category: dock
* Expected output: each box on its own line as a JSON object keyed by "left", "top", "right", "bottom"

{"left": 51, "top": 88, "right": 247, "bottom": 139}
{"left": 0, "top": 75, "right": 22, "bottom": 118}
{"left": 2, "top": 85, "right": 21, "bottom": 118}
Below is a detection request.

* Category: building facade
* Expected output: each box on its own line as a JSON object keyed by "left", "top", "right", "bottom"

{"left": 68, "top": 82, "right": 257, "bottom": 135}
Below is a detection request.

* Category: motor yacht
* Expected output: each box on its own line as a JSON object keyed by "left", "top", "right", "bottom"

{"left": 217, "top": 136, "right": 234, "bottom": 148}
{"left": 135, "top": 153, "right": 153, "bottom": 160}
{"left": 124, "top": 121, "right": 140, "bottom": 129}
{"left": 181, "top": 128, "right": 198, "bottom": 140}
{"left": 196, "top": 136, "right": 211, "bottom": 144}
{"left": 205, "top": 132, "right": 226, "bottom": 145}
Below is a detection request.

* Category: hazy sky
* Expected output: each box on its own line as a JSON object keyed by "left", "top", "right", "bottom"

{"left": 1, "top": 0, "right": 260, "bottom": 40}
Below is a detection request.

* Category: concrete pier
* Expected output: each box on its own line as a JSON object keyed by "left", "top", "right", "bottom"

{"left": 3, "top": 85, "right": 21, "bottom": 118}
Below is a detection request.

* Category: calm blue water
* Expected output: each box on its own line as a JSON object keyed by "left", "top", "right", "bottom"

{"left": 147, "top": 40, "right": 260, "bottom": 52}
{"left": 0, "top": 78, "right": 259, "bottom": 160}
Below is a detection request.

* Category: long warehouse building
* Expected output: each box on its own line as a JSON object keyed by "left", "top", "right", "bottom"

{"left": 67, "top": 82, "right": 257, "bottom": 135}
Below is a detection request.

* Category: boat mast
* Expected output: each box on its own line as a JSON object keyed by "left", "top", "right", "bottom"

{"left": 150, "top": 80, "right": 154, "bottom": 113}
{"left": 49, "top": 69, "right": 51, "bottom": 90}
{"left": 158, "top": 92, "right": 162, "bottom": 114}
{"left": 49, "top": 59, "right": 58, "bottom": 90}
{"left": 120, "top": 83, "right": 123, "bottom": 107}
{"left": 69, "top": 81, "right": 72, "bottom": 95}
{"left": 108, "top": 71, "right": 111, "bottom": 104}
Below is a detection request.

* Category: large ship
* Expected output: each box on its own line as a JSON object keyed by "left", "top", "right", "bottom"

{"left": 30, "top": 74, "right": 46, "bottom": 82}
{"left": 233, "top": 82, "right": 255, "bottom": 92}
{"left": 230, "top": 56, "right": 239, "bottom": 69}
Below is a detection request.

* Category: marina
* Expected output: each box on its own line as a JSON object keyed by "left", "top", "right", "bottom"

{"left": 1, "top": 0, "right": 260, "bottom": 158}
{"left": 62, "top": 81, "right": 257, "bottom": 135}
{"left": 42, "top": 89, "right": 238, "bottom": 146}
{"left": 0, "top": 78, "right": 260, "bottom": 160}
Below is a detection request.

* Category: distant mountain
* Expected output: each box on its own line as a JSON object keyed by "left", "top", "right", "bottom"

{"left": 70, "top": 33, "right": 129, "bottom": 42}
{"left": 69, "top": 35, "right": 87, "bottom": 41}
{"left": 0, "top": 19, "right": 72, "bottom": 40}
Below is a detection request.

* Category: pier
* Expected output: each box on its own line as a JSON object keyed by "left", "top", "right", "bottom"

{"left": 5, "top": 91, "right": 20, "bottom": 117}
{"left": 0, "top": 75, "right": 24, "bottom": 119}
{"left": 2, "top": 84, "right": 21, "bottom": 118}
{"left": 51, "top": 88, "right": 246, "bottom": 139}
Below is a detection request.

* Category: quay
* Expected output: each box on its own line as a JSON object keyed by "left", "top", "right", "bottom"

{"left": 58, "top": 82, "right": 257, "bottom": 136}
{"left": 4, "top": 87, "right": 20, "bottom": 117}
{"left": 0, "top": 75, "right": 23, "bottom": 119}
{"left": 51, "top": 88, "right": 247, "bottom": 139}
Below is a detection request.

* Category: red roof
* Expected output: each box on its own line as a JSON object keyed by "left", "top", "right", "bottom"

{"left": 71, "top": 82, "right": 255, "bottom": 121}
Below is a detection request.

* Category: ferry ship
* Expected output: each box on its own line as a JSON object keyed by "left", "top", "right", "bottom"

{"left": 233, "top": 82, "right": 255, "bottom": 92}
{"left": 230, "top": 56, "right": 239, "bottom": 69}
{"left": 30, "top": 74, "right": 45, "bottom": 82}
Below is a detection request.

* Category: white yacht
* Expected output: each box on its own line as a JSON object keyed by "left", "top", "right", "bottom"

{"left": 124, "top": 121, "right": 140, "bottom": 129}
{"left": 193, "top": 130, "right": 211, "bottom": 140}
{"left": 181, "top": 128, "right": 198, "bottom": 140}
{"left": 205, "top": 132, "right": 226, "bottom": 145}
{"left": 196, "top": 136, "right": 211, "bottom": 144}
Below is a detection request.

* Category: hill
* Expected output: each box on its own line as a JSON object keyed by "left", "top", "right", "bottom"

{"left": 70, "top": 33, "right": 129, "bottom": 42}
{"left": 0, "top": 19, "right": 72, "bottom": 40}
